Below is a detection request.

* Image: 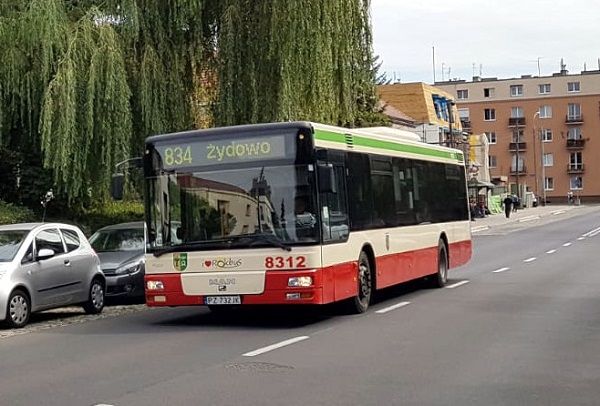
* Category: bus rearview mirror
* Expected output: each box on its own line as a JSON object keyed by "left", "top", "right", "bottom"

{"left": 111, "top": 173, "right": 125, "bottom": 200}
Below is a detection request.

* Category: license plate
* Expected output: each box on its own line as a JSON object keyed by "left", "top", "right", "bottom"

{"left": 204, "top": 295, "right": 241, "bottom": 305}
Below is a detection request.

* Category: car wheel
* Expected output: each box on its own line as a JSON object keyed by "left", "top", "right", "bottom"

{"left": 6, "top": 289, "right": 31, "bottom": 328}
{"left": 83, "top": 279, "right": 105, "bottom": 314}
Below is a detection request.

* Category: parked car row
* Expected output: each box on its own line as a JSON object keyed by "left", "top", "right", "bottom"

{"left": 0, "top": 221, "right": 147, "bottom": 329}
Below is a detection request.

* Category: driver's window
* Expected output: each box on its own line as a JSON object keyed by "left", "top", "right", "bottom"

{"left": 35, "top": 229, "right": 66, "bottom": 256}
{"left": 321, "top": 164, "right": 349, "bottom": 242}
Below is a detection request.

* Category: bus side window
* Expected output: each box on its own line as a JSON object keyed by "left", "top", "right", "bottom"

{"left": 321, "top": 165, "right": 349, "bottom": 241}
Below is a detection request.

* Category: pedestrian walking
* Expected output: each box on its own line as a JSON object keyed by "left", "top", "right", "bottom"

{"left": 503, "top": 195, "right": 513, "bottom": 218}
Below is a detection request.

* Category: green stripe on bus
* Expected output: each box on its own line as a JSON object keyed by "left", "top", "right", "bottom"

{"left": 314, "top": 129, "right": 463, "bottom": 162}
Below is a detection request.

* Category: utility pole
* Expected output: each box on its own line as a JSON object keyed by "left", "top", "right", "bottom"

{"left": 514, "top": 119, "right": 520, "bottom": 202}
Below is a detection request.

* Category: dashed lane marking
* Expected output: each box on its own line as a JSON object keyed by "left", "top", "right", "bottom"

{"left": 446, "top": 280, "right": 470, "bottom": 289}
{"left": 375, "top": 301, "right": 411, "bottom": 314}
{"left": 243, "top": 336, "right": 309, "bottom": 357}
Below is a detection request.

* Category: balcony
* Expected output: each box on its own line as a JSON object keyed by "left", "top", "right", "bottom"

{"left": 508, "top": 117, "right": 526, "bottom": 127}
{"left": 567, "top": 164, "right": 585, "bottom": 173}
{"left": 565, "top": 114, "right": 583, "bottom": 124}
{"left": 510, "top": 166, "right": 527, "bottom": 175}
{"left": 566, "top": 139, "right": 586, "bottom": 149}
{"left": 509, "top": 142, "right": 527, "bottom": 151}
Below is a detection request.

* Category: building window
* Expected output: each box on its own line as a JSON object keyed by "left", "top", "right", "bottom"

{"left": 542, "top": 153, "right": 553, "bottom": 167}
{"left": 511, "top": 155, "right": 525, "bottom": 172}
{"left": 567, "top": 103, "right": 581, "bottom": 120}
{"left": 510, "top": 106, "right": 524, "bottom": 118}
{"left": 484, "top": 131, "right": 496, "bottom": 144}
{"left": 567, "top": 82, "right": 580, "bottom": 92}
{"left": 570, "top": 176, "right": 583, "bottom": 190}
{"left": 570, "top": 152, "right": 583, "bottom": 169}
{"left": 538, "top": 84, "right": 551, "bottom": 94}
{"left": 457, "top": 89, "right": 468, "bottom": 100}
{"left": 483, "top": 88, "right": 495, "bottom": 98}
{"left": 510, "top": 84, "right": 523, "bottom": 97}
{"left": 539, "top": 105, "right": 552, "bottom": 118}
{"left": 488, "top": 155, "right": 497, "bottom": 168}
{"left": 512, "top": 129, "right": 524, "bottom": 143}
{"left": 542, "top": 129, "right": 553, "bottom": 142}
{"left": 484, "top": 108, "right": 496, "bottom": 121}
{"left": 567, "top": 127, "right": 582, "bottom": 140}
{"left": 544, "top": 177, "right": 554, "bottom": 191}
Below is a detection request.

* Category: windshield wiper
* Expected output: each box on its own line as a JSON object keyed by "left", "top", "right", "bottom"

{"left": 152, "top": 238, "right": 234, "bottom": 257}
{"left": 230, "top": 233, "right": 291, "bottom": 252}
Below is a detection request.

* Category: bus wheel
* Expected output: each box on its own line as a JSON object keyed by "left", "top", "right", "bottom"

{"left": 348, "top": 251, "right": 372, "bottom": 313}
{"left": 428, "top": 240, "right": 448, "bottom": 288}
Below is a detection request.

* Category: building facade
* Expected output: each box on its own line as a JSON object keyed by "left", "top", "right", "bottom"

{"left": 436, "top": 69, "right": 600, "bottom": 203}
{"left": 377, "top": 83, "right": 463, "bottom": 146}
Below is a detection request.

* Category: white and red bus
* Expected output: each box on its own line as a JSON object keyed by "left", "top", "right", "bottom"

{"left": 142, "top": 122, "right": 472, "bottom": 313}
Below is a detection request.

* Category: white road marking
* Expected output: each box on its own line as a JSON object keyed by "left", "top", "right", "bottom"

{"left": 243, "top": 336, "right": 309, "bottom": 357}
{"left": 583, "top": 227, "right": 600, "bottom": 238}
{"left": 577, "top": 237, "right": 585, "bottom": 240}
{"left": 552, "top": 210, "right": 566, "bottom": 215}
{"left": 493, "top": 267, "right": 510, "bottom": 273}
{"left": 375, "top": 301, "right": 411, "bottom": 314}
{"left": 94, "top": 404, "right": 114, "bottom": 406}
{"left": 563, "top": 242, "right": 572, "bottom": 247}
{"left": 471, "top": 226, "right": 490, "bottom": 233}
{"left": 446, "top": 280, "right": 470, "bottom": 289}
{"left": 518, "top": 215, "right": 539, "bottom": 222}
{"left": 524, "top": 257, "right": 537, "bottom": 263}
{"left": 546, "top": 249, "right": 557, "bottom": 254}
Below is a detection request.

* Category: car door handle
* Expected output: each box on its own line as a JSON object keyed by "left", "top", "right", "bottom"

{"left": 64, "top": 260, "right": 72, "bottom": 267}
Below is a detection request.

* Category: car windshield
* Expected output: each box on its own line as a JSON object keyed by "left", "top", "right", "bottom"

{"left": 89, "top": 228, "right": 145, "bottom": 252}
{"left": 0, "top": 230, "right": 28, "bottom": 262}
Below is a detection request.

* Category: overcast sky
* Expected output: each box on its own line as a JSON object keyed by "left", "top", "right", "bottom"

{"left": 371, "top": 0, "right": 600, "bottom": 84}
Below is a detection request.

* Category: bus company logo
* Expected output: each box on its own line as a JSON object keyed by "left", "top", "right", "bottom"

{"left": 209, "top": 278, "right": 236, "bottom": 286}
{"left": 173, "top": 253, "right": 188, "bottom": 272}
{"left": 203, "top": 258, "right": 243, "bottom": 269}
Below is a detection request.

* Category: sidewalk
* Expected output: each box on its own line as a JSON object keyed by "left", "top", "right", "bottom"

{"left": 470, "top": 204, "right": 585, "bottom": 233}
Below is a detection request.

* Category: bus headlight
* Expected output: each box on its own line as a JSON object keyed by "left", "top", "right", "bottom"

{"left": 288, "top": 276, "right": 313, "bottom": 287}
{"left": 146, "top": 280, "right": 164, "bottom": 290}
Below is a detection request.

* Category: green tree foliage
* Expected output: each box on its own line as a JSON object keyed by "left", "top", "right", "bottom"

{"left": 0, "top": 0, "right": 386, "bottom": 211}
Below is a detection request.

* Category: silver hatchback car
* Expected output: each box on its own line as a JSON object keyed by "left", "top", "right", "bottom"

{"left": 0, "top": 223, "right": 106, "bottom": 328}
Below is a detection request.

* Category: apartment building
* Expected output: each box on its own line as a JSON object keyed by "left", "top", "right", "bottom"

{"left": 436, "top": 68, "right": 600, "bottom": 203}
{"left": 377, "top": 82, "right": 463, "bottom": 145}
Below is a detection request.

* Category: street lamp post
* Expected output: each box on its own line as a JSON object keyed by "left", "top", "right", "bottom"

{"left": 533, "top": 111, "right": 546, "bottom": 205}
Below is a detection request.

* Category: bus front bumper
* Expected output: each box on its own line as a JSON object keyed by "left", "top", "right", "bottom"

{"left": 145, "top": 270, "right": 327, "bottom": 307}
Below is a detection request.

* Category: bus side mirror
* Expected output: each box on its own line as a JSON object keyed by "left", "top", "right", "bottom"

{"left": 111, "top": 173, "right": 125, "bottom": 200}
{"left": 318, "top": 164, "right": 336, "bottom": 194}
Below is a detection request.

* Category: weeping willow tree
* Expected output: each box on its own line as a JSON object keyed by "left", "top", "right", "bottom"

{"left": 213, "top": 0, "right": 386, "bottom": 127}
{"left": 0, "top": 0, "right": 206, "bottom": 207}
{"left": 0, "top": 0, "right": 384, "bottom": 211}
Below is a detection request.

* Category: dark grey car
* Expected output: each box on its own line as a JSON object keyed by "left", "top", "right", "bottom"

{"left": 89, "top": 222, "right": 146, "bottom": 299}
{"left": 0, "top": 223, "right": 106, "bottom": 328}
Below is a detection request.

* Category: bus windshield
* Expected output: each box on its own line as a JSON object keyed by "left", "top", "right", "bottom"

{"left": 146, "top": 164, "right": 319, "bottom": 250}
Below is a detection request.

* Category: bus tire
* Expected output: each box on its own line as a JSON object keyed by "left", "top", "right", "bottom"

{"left": 347, "top": 251, "right": 372, "bottom": 314}
{"left": 428, "top": 240, "right": 448, "bottom": 288}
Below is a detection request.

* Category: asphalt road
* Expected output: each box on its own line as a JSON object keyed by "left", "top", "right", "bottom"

{"left": 1, "top": 207, "right": 600, "bottom": 406}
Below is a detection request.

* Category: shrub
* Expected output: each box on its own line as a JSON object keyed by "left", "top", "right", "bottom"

{"left": 0, "top": 200, "right": 36, "bottom": 225}
{"left": 78, "top": 201, "right": 144, "bottom": 235}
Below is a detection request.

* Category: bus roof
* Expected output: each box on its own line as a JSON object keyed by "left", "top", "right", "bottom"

{"left": 145, "top": 121, "right": 465, "bottom": 164}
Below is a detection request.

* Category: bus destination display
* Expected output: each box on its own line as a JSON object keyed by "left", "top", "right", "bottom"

{"left": 154, "top": 134, "right": 289, "bottom": 169}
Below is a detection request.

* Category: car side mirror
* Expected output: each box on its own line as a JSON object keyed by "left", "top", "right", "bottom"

{"left": 36, "top": 248, "right": 56, "bottom": 261}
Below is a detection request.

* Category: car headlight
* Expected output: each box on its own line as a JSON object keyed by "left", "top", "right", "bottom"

{"left": 115, "top": 257, "right": 145, "bottom": 275}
